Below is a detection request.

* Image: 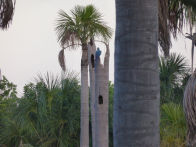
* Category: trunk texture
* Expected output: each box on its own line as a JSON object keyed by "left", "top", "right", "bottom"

{"left": 94, "top": 44, "right": 110, "bottom": 147}
{"left": 114, "top": 0, "right": 160, "bottom": 147}
{"left": 183, "top": 71, "right": 196, "bottom": 146}
{"left": 88, "top": 42, "right": 96, "bottom": 147}
{"left": 80, "top": 43, "right": 89, "bottom": 147}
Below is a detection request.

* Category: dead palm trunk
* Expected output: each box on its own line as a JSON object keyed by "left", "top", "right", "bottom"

{"left": 80, "top": 43, "right": 89, "bottom": 147}
{"left": 88, "top": 41, "right": 96, "bottom": 147}
{"left": 114, "top": 0, "right": 160, "bottom": 146}
{"left": 94, "top": 43, "right": 110, "bottom": 147}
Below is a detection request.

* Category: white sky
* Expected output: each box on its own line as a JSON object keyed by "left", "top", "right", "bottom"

{"left": 0, "top": 0, "right": 194, "bottom": 96}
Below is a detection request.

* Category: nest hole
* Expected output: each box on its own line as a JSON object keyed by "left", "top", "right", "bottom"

{"left": 91, "top": 54, "right": 95, "bottom": 68}
{"left": 99, "top": 95, "right": 103, "bottom": 104}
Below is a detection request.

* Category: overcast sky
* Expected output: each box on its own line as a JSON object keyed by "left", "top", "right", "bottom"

{"left": 0, "top": 0, "right": 194, "bottom": 96}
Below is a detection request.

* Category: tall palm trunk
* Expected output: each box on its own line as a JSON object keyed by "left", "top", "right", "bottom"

{"left": 88, "top": 42, "right": 96, "bottom": 147}
{"left": 94, "top": 43, "right": 110, "bottom": 147}
{"left": 80, "top": 43, "right": 89, "bottom": 147}
{"left": 114, "top": 0, "right": 160, "bottom": 146}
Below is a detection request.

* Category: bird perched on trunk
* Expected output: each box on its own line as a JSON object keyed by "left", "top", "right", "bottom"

{"left": 95, "top": 47, "right": 102, "bottom": 62}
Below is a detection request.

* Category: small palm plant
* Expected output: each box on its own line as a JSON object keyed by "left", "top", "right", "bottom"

{"left": 159, "top": 53, "right": 188, "bottom": 104}
{"left": 55, "top": 5, "right": 112, "bottom": 147}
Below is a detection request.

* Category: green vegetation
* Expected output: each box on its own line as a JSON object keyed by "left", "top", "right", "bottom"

{"left": 0, "top": 73, "right": 80, "bottom": 146}
{"left": 0, "top": 53, "right": 190, "bottom": 146}
{"left": 159, "top": 54, "right": 190, "bottom": 146}
{"left": 161, "top": 103, "right": 186, "bottom": 147}
{"left": 159, "top": 53, "right": 190, "bottom": 104}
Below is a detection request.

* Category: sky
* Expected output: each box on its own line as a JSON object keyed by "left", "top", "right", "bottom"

{"left": 0, "top": 0, "right": 115, "bottom": 96}
{"left": 0, "top": 0, "right": 194, "bottom": 96}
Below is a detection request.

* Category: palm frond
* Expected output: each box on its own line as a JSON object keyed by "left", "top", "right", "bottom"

{"left": 160, "top": 53, "right": 188, "bottom": 103}
{"left": 36, "top": 73, "right": 60, "bottom": 90}
{"left": 160, "top": 53, "right": 187, "bottom": 85}
{"left": 55, "top": 10, "right": 80, "bottom": 48}
{"left": 56, "top": 5, "right": 112, "bottom": 45}
{"left": 55, "top": 5, "right": 112, "bottom": 71}
{"left": 158, "top": 0, "right": 196, "bottom": 56}
{"left": 0, "top": 0, "right": 15, "bottom": 29}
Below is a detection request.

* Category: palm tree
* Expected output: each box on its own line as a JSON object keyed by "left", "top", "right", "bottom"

{"left": 0, "top": 0, "right": 15, "bottom": 29}
{"left": 55, "top": 5, "right": 112, "bottom": 147}
{"left": 159, "top": 53, "right": 188, "bottom": 104}
{"left": 114, "top": 0, "right": 160, "bottom": 146}
{"left": 159, "top": 0, "right": 196, "bottom": 56}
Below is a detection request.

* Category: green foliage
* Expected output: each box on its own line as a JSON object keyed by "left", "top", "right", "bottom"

{"left": 55, "top": 4, "right": 112, "bottom": 46}
{"left": 0, "top": 73, "right": 80, "bottom": 147}
{"left": 0, "top": 53, "right": 191, "bottom": 146}
{"left": 0, "top": 76, "right": 17, "bottom": 98}
{"left": 159, "top": 53, "right": 190, "bottom": 104}
{"left": 160, "top": 103, "right": 186, "bottom": 147}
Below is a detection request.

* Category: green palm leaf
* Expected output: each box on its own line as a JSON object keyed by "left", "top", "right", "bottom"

{"left": 55, "top": 5, "right": 112, "bottom": 71}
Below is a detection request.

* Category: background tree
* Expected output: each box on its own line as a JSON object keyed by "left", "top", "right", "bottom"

{"left": 0, "top": 75, "right": 17, "bottom": 98}
{"left": 55, "top": 5, "right": 112, "bottom": 147}
{"left": 0, "top": 73, "right": 81, "bottom": 147}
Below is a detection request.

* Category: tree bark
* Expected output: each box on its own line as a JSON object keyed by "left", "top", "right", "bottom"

{"left": 114, "top": 0, "right": 160, "bottom": 147}
{"left": 80, "top": 43, "right": 89, "bottom": 147}
{"left": 183, "top": 71, "right": 196, "bottom": 146}
{"left": 94, "top": 44, "right": 110, "bottom": 147}
{"left": 88, "top": 42, "right": 96, "bottom": 147}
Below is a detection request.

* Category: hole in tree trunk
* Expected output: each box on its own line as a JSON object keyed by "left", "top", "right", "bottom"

{"left": 91, "top": 54, "right": 95, "bottom": 68}
{"left": 98, "top": 95, "right": 103, "bottom": 104}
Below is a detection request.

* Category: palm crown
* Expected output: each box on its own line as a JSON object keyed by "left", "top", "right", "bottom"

{"left": 55, "top": 5, "right": 112, "bottom": 71}
{"left": 56, "top": 5, "right": 112, "bottom": 47}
